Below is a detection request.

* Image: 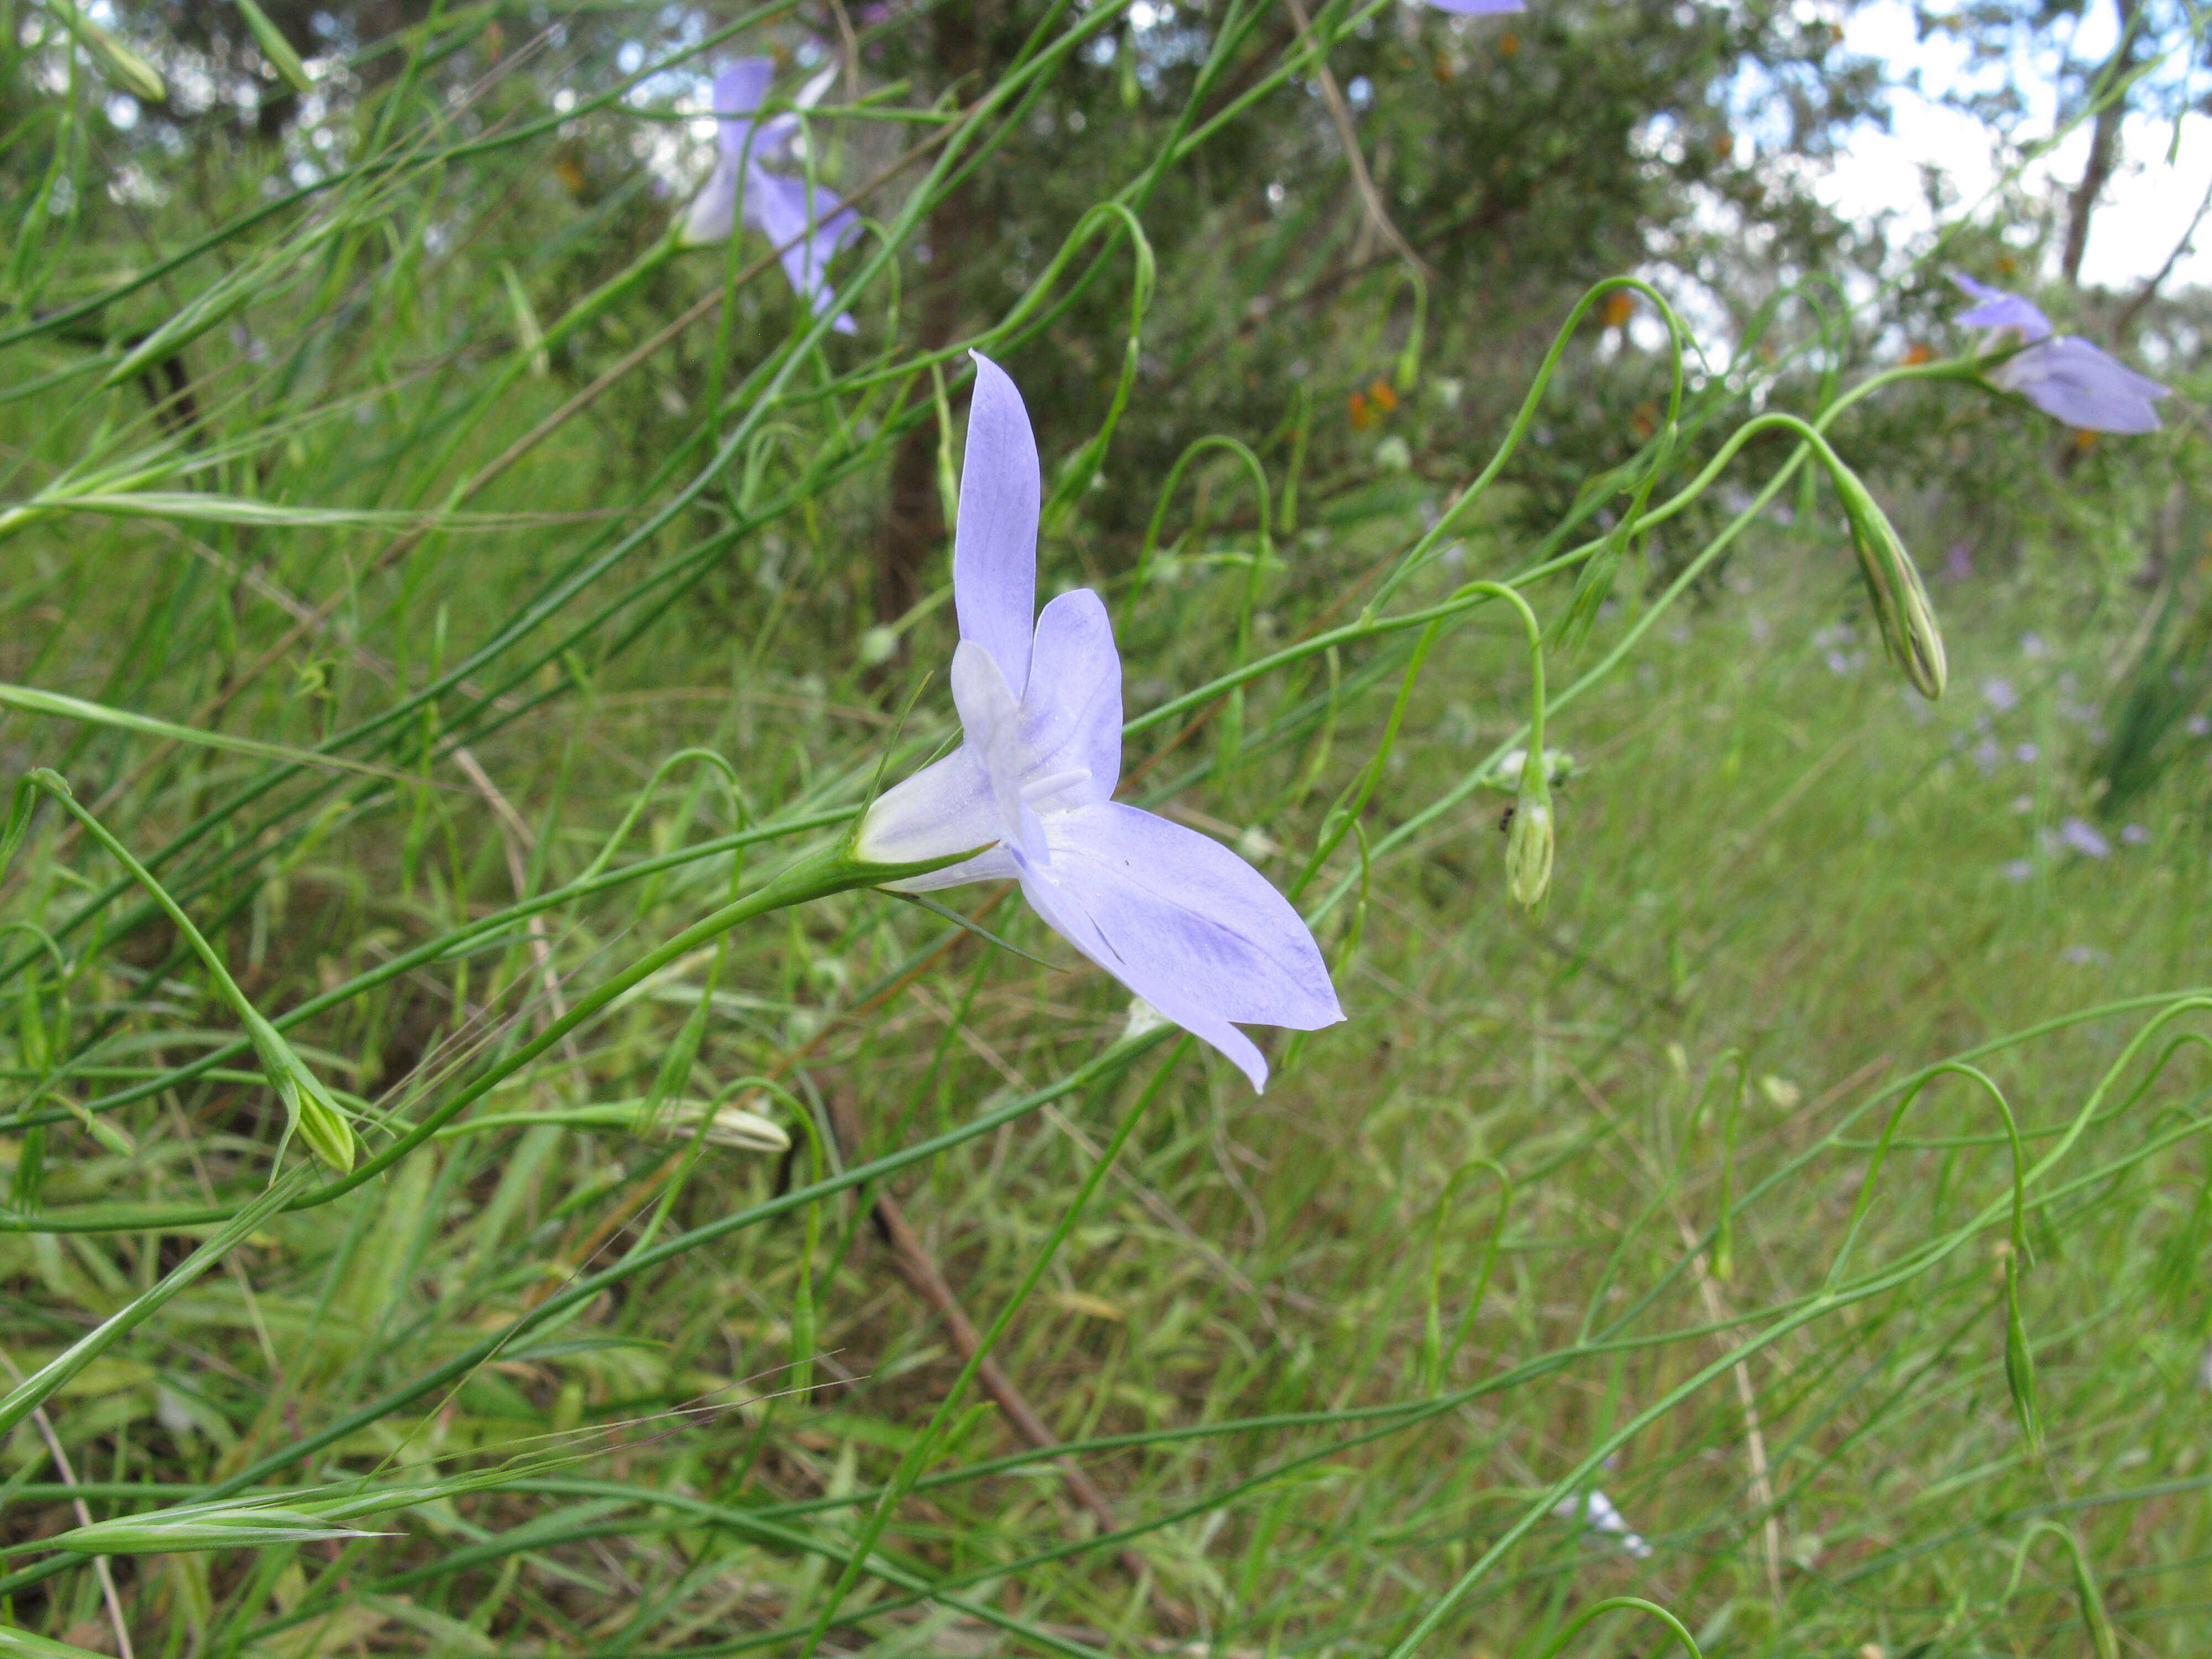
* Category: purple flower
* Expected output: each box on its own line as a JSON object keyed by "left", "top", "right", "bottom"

{"left": 2057, "top": 817, "right": 2110, "bottom": 859}
{"left": 1951, "top": 273, "right": 2053, "bottom": 341}
{"left": 1416, "top": 0, "right": 1524, "bottom": 11}
{"left": 1949, "top": 274, "right": 2168, "bottom": 434}
{"left": 856, "top": 354, "right": 1345, "bottom": 1089}
{"left": 681, "top": 60, "right": 859, "bottom": 335}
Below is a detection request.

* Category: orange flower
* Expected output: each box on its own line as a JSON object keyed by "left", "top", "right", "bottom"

{"left": 1348, "top": 390, "right": 1373, "bottom": 431}
{"left": 1902, "top": 342, "right": 1933, "bottom": 366}
{"left": 1367, "top": 378, "right": 1399, "bottom": 414}
{"left": 1601, "top": 291, "right": 1636, "bottom": 329}
{"left": 1498, "top": 32, "right": 1520, "bottom": 55}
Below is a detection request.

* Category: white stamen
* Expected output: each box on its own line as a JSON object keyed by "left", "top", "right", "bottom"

{"left": 1020, "top": 768, "right": 1091, "bottom": 805}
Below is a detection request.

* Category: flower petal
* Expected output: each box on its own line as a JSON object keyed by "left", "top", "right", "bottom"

{"left": 955, "top": 352, "right": 1041, "bottom": 699}
{"left": 679, "top": 156, "right": 740, "bottom": 246}
{"left": 1417, "top": 0, "right": 1525, "bottom": 12}
{"left": 714, "top": 60, "right": 774, "bottom": 135}
{"left": 747, "top": 169, "right": 858, "bottom": 329}
{"left": 1950, "top": 272, "right": 2052, "bottom": 343}
{"left": 1999, "top": 337, "right": 2168, "bottom": 434}
{"left": 754, "top": 111, "right": 801, "bottom": 157}
{"left": 1019, "top": 803, "right": 1344, "bottom": 1091}
{"left": 855, "top": 742, "right": 1014, "bottom": 890}
{"left": 1019, "top": 589, "right": 1121, "bottom": 807}
{"left": 950, "top": 639, "right": 1029, "bottom": 843}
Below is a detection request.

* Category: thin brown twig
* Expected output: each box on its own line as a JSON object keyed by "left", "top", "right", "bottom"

{"left": 1672, "top": 1211, "right": 1783, "bottom": 1605}
{"left": 821, "top": 1088, "right": 1185, "bottom": 1626}
{"left": 447, "top": 745, "right": 581, "bottom": 1063}
{"left": 1281, "top": 0, "right": 1431, "bottom": 279}
{"left": 2112, "top": 168, "right": 2212, "bottom": 339}
{"left": 0, "top": 1348, "right": 137, "bottom": 1659}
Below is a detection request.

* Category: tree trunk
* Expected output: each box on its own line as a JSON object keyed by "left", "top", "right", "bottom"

{"left": 876, "top": 0, "right": 981, "bottom": 626}
{"left": 2062, "top": 0, "right": 2142, "bottom": 286}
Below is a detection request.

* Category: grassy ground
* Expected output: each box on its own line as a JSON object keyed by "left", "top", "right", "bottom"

{"left": 3, "top": 11, "right": 2209, "bottom": 1658}
{"left": 6, "top": 461, "right": 2210, "bottom": 1657}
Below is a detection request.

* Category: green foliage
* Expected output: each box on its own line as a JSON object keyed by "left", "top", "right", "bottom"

{"left": 0, "top": 2, "right": 2205, "bottom": 1657}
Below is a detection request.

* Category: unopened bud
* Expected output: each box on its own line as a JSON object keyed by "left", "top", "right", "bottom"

{"left": 1831, "top": 463, "right": 1945, "bottom": 700}
{"left": 645, "top": 1098, "right": 790, "bottom": 1154}
{"left": 1505, "top": 781, "right": 1554, "bottom": 909}
{"left": 245, "top": 1013, "right": 356, "bottom": 1172}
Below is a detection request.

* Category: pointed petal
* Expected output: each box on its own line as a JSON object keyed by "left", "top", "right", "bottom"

{"left": 854, "top": 742, "right": 1007, "bottom": 881}
{"left": 678, "top": 155, "right": 740, "bottom": 246}
{"left": 2001, "top": 338, "right": 2168, "bottom": 434}
{"left": 1017, "top": 589, "right": 1121, "bottom": 805}
{"left": 954, "top": 352, "right": 1041, "bottom": 700}
{"left": 1950, "top": 272, "right": 2052, "bottom": 342}
{"left": 950, "top": 639, "right": 1029, "bottom": 842}
{"left": 743, "top": 168, "right": 858, "bottom": 328}
{"left": 754, "top": 112, "right": 801, "bottom": 156}
{"left": 1015, "top": 857, "right": 1273, "bottom": 1088}
{"left": 796, "top": 61, "right": 840, "bottom": 108}
{"left": 1020, "top": 804, "right": 1344, "bottom": 1090}
{"left": 713, "top": 59, "right": 773, "bottom": 130}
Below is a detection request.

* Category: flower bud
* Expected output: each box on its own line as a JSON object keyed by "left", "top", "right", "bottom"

{"left": 645, "top": 1098, "right": 790, "bottom": 1154}
{"left": 1830, "top": 462, "right": 1946, "bottom": 700}
{"left": 244, "top": 1012, "right": 356, "bottom": 1172}
{"left": 1505, "top": 780, "right": 1554, "bottom": 910}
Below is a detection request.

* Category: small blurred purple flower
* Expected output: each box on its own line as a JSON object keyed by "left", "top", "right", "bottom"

{"left": 1945, "top": 541, "right": 1975, "bottom": 581}
{"left": 2013, "top": 742, "right": 2039, "bottom": 764}
{"left": 682, "top": 60, "right": 859, "bottom": 334}
{"left": 1415, "top": 0, "right": 1524, "bottom": 12}
{"left": 1950, "top": 274, "right": 2169, "bottom": 434}
{"left": 2010, "top": 794, "right": 2034, "bottom": 815}
{"left": 2062, "top": 945, "right": 2111, "bottom": 966}
{"left": 2020, "top": 633, "right": 2047, "bottom": 659}
{"left": 1982, "top": 677, "right": 2017, "bottom": 714}
{"left": 2004, "top": 859, "right": 2036, "bottom": 883}
{"left": 2122, "top": 823, "right": 2150, "bottom": 845}
{"left": 1973, "top": 738, "right": 2002, "bottom": 776}
{"left": 2057, "top": 817, "right": 2110, "bottom": 859}
{"left": 2189, "top": 714, "right": 2212, "bottom": 738}
{"left": 855, "top": 354, "right": 1345, "bottom": 1091}
{"left": 1553, "top": 1489, "right": 1653, "bottom": 1558}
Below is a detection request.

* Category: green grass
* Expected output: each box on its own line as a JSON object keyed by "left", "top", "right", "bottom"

{"left": 2, "top": 5, "right": 2208, "bottom": 1658}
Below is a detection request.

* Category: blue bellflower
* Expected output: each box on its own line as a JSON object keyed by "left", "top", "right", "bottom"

{"left": 856, "top": 353, "right": 1346, "bottom": 1090}
{"left": 1951, "top": 274, "right": 2169, "bottom": 434}
{"left": 681, "top": 60, "right": 859, "bottom": 335}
